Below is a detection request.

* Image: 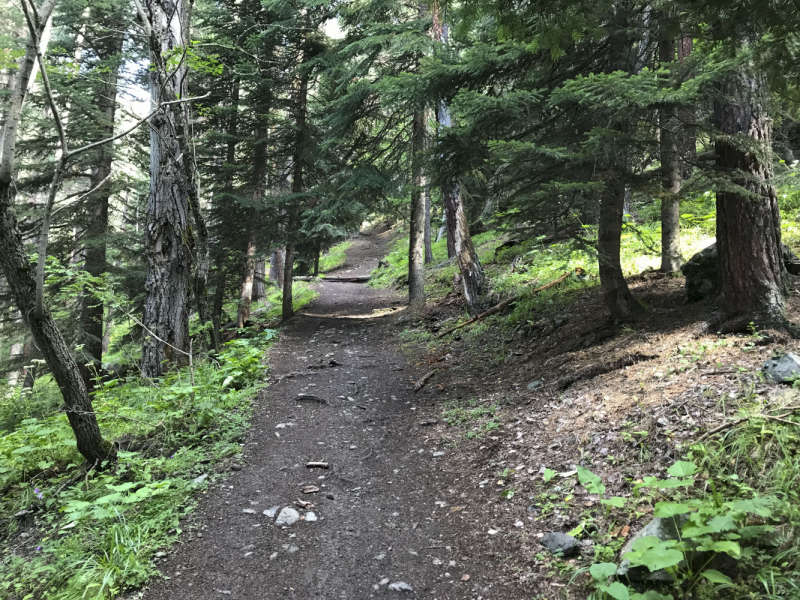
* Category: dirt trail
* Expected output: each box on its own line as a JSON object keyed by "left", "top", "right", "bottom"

{"left": 143, "top": 226, "right": 523, "bottom": 600}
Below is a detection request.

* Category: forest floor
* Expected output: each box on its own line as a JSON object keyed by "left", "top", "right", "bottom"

{"left": 141, "top": 224, "right": 800, "bottom": 600}
{"left": 141, "top": 224, "right": 528, "bottom": 600}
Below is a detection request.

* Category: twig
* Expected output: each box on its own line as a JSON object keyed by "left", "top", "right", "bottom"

{"left": 697, "top": 408, "right": 800, "bottom": 442}
{"left": 437, "top": 269, "right": 582, "bottom": 338}
{"left": 414, "top": 370, "right": 437, "bottom": 392}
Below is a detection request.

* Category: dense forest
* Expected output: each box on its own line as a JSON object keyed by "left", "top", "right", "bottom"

{"left": 3, "top": 0, "right": 800, "bottom": 598}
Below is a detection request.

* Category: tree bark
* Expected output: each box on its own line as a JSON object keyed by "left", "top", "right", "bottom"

{"left": 282, "top": 241, "right": 295, "bottom": 319}
{"left": 0, "top": 0, "right": 111, "bottom": 464}
{"left": 598, "top": 175, "right": 643, "bottom": 320}
{"left": 211, "top": 266, "right": 226, "bottom": 348}
{"left": 424, "top": 184, "right": 433, "bottom": 263}
{"left": 408, "top": 110, "right": 426, "bottom": 307}
{"left": 253, "top": 257, "right": 266, "bottom": 302}
{"left": 270, "top": 248, "right": 285, "bottom": 289}
{"left": 712, "top": 59, "right": 785, "bottom": 324}
{"left": 79, "top": 29, "right": 124, "bottom": 388}
{"left": 140, "top": 0, "right": 193, "bottom": 377}
{"left": 313, "top": 244, "right": 320, "bottom": 277}
{"left": 658, "top": 24, "right": 683, "bottom": 273}
{"left": 435, "top": 23, "right": 484, "bottom": 312}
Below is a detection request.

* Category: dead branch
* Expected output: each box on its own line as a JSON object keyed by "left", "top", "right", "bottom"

{"left": 413, "top": 370, "right": 437, "bottom": 392}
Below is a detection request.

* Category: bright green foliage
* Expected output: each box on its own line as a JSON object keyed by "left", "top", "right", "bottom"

{"left": 0, "top": 331, "right": 276, "bottom": 599}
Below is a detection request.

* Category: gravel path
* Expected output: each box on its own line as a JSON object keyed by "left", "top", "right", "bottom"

{"left": 142, "top": 227, "right": 517, "bottom": 600}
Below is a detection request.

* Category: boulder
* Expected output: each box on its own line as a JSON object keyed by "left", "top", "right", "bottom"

{"left": 762, "top": 354, "right": 800, "bottom": 383}
{"left": 540, "top": 532, "right": 581, "bottom": 557}
{"left": 682, "top": 243, "right": 800, "bottom": 302}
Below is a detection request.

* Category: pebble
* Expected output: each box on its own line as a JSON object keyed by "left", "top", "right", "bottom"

{"left": 388, "top": 582, "right": 414, "bottom": 592}
{"left": 263, "top": 506, "right": 280, "bottom": 518}
{"left": 304, "top": 512, "right": 318, "bottom": 522}
{"left": 192, "top": 474, "right": 208, "bottom": 485}
{"left": 275, "top": 507, "right": 301, "bottom": 526}
{"left": 432, "top": 451, "right": 445, "bottom": 457}
{"left": 242, "top": 509, "right": 257, "bottom": 514}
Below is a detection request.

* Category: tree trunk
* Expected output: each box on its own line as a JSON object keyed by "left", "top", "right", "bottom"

{"left": 408, "top": 110, "right": 426, "bottom": 307}
{"left": 282, "top": 64, "right": 308, "bottom": 321}
{"left": 435, "top": 24, "right": 484, "bottom": 311}
{"left": 598, "top": 176, "right": 643, "bottom": 320}
{"left": 658, "top": 26, "right": 683, "bottom": 273}
{"left": 313, "top": 244, "right": 320, "bottom": 277}
{"left": 712, "top": 60, "right": 785, "bottom": 324}
{"left": 424, "top": 184, "right": 433, "bottom": 263}
{"left": 282, "top": 242, "right": 295, "bottom": 320}
{"left": 141, "top": 0, "right": 193, "bottom": 378}
{"left": 253, "top": 257, "right": 266, "bottom": 302}
{"left": 78, "top": 29, "right": 124, "bottom": 388}
{"left": 270, "top": 248, "right": 285, "bottom": 289}
{"left": 0, "top": 0, "right": 111, "bottom": 465}
{"left": 211, "top": 266, "right": 226, "bottom": 348}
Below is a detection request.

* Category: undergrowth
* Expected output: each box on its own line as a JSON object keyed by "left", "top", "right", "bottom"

{"left": 318, "top": 240, "right": 352, "bottom": 273}
{"left": 0, "top": 329, "right": 277, "bottom": 599}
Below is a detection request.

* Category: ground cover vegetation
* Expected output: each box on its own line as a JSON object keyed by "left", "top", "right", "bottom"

{"left": 2, "top": 0, "right": 800, "bottom": 597}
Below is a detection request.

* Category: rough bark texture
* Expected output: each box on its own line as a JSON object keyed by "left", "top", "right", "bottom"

{"left": 253, "top": 257, "right": 266, "bottom": 302}
{"left": 0, "top": 0, "right": 111, "bottom": 464}
{"left": 211, "top": 267, "right": 226, "bottom": 349}
{"left": 408, "top": 110, "right": 426, "bottom": 307}
{"left": 141, "top": 0, "right": 193, "bottom": 377}
{"left": 658, "top": 29, "right": 683, "bottom": 273}
{"left": 79, "top": 29, "right": 124, "bottom": 387}
{"left": 282, "top": 242, "right": 295, "bottom": 320}
{"left": 424, "top": 185, "right": 433, "bottom": 264}
{"left": 270, "top": 248, "right": 285, "bottom": 289}
{"left": 712, "top": 61, "right": 785, "bottom": 323}
{"left": 435, "top": 23, "right": 484, "bottom": 312}
{"left": 598, "top": 176, "right": 643, "bottom": 320}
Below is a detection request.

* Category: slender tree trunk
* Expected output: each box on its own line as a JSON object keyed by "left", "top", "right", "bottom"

{"left": 141, "top": 0, "right": 193, "bottom": 377}
{"left": 0, "top": 0, "right": 110, "bottom": 464}
{"left": 282, "top": 241, "right": 295, "bottom": 319}
{"left": 253, "top": 257, "right": 266, "bottom": 302}
{"left": 598, "top": 176, "right": 643, "bottom": 320}
{"left": 435, "top": 23, "right": 484, "bottom": 312}
{"left": 212, "top": 266, "right": 226, "bottom": 348}
{"left": 313, "top": 244, "right": 320, "bottom": 277}
{"left": 102, "top": 305, "right": 112, "bottom": 354}
{"left": 424, "top": 184, "right": 433, "bottom": 263}
{"left": 237, "top": 125, "right": 268, "bottom": 327}
{"left": 270, "top": 248, "right": 285, "bottom": 289}
{"left": 658, "top": 23, "right": 682, "bottom": 273}
{"left": 712, "top": 59, "right": 785, "bottom": 324}
{"left": 282, "top": 66, "right": 308, "bottom": 321}
{"left": 408, "top": 110, "right": 426, "bottom": 307}
{"left": 79, "top": 30, "right": 124, "bottom": 388}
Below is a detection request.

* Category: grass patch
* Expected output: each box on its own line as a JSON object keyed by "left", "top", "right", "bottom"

{"left": 0, "top": 330, "right": 277, "bottom": 599}
{"left": 318, "top": 240, "right": 351, "bottom": 273}
{"left": 442, "top": 397, "right": 501, "bottom": 439}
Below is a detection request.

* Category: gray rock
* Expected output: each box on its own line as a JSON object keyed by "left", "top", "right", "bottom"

{"left": 617, "top": 515, "right": 688, "bottom": 582}
{"left": 242, "top": 508, "right": 257, "bottom": 514}
{"left": 432, "top": 451, "right": 445, "bottom": 457}
{"left": 541, "top": 532, "right": 581, "bottom": 557}
{"left": 192, "top": 474, "right": 208, "bottom": 485}
{"left": 762, "top": 354, "right": 800, "bottom": 383}
{"left": 527, "top": 379, "right": 544, "bottom": 391}
{"left": 304, "top": 512, "right": 318, "bottom": 522}
{"left": 682, "top": 243, "right": 800, "bottom": 302}
{"left": 388, "top": 581, "right": 414, "bottom": 592}
{"left": 275, "top": 507, "right": 301, "bottom": 526}
{"left": 263, "top": 506, "right": 280, "bottom": 518}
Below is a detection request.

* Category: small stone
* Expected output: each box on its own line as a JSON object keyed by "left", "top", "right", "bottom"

{"left": 231, "top": 464, "right": 243, "bottom": 471}
{"left": 269, "top": 552, "right": 278, "bottom": 560}
{"left": 192, "top": 474, "right": 208, "bottom": 485}
{"left": 388, "top": 581, "right": 413, "bottom": 592}
{"left": 241, "top": 544, "right": 255, "bottom": 551}
{"left": 263, "top": 506, "right": 280, "bottom": 518}
{"left": 541, "top": 532, "right": 581, "bottom": 557}
{"left": 526, "top": 379, "right": 544, "bottom": 391}
{"left": 432, "top": 451, "right": 445, "bottom": 457}
{"left": 763, "top": 354, "right": 800, "bottom": 384}
{"left": 155, "top": 551, "right": 167, "bottom": 558}
{"left": 656, "top": 417, "right": 669, "bottom": 427}
{"left": 304, "top": 512, "right": 318, "bottom": 522}
{"left": 374, "top": 553, "right": 386, "bottom": 560}
{"left": 326, "top": 493, "right": 335, "bottom": 500}
{"left": 275, "top": 507, "right": 301, "bottom": 526}
{"left": 379, "top": 578, "right": 389, "bottom": 585}
{"left": 514, "top": 520, "right": 524, "bottom": 528}
{"left": 288, "top": 545, "right": 299, "bottom": 553}
{"left": 242, "top": 509, "right": 257, "bottom": 514}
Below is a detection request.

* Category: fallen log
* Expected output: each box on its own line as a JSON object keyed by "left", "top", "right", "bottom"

{"left": 437, "top": 268, "right": 583, "bottom": 338}
{"left": 322, "top": 275, "right": 371, "bottom": 283}
{"left": 413, "top": 370, "right": 437, "bottom": 392}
